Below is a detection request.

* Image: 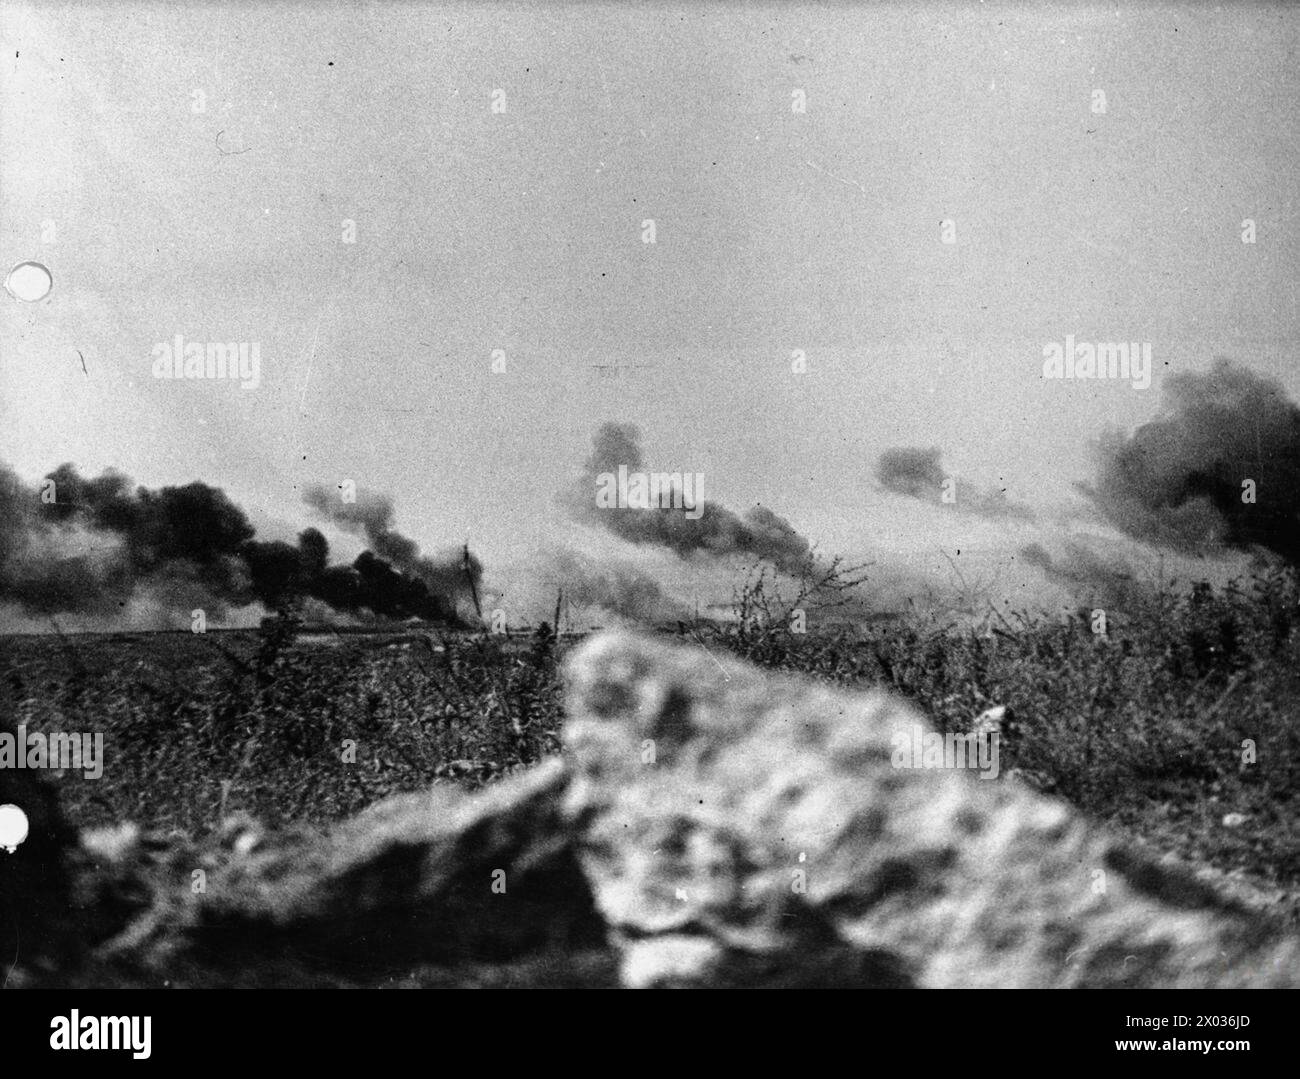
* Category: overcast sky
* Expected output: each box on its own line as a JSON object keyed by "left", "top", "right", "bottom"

{"left": 1, "top": 2, "right": 1297, "bottom": 617}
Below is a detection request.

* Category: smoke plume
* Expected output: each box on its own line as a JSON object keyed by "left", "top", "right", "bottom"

{"left": 577, "top": 423, "right": 813, "bottom": 573}
{"left": 545, "top": 549, "right": 687, "bottom": 624}
{"left": 1019, "top": 542, "right": 1150, "bottom": 612}
{"left": 302, "top": 484, "right": 482, "bottom": 614}
{"left": 0, "top": 462, "right": 475, "bottom": 625}
{"left": 877, "top": 446, "right": 1034, "bottom": 520}
{"left": 1080, "top": 359, "right": 1300, "bottom": 563}
{"left": 877, "top": 447, "right": 947, "bottom": 500}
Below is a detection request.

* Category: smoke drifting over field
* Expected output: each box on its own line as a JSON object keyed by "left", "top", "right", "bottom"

{"left": 1019, "top": 542, "right": 1148, "bottom": 611}
{"left": 544, "top": 549, "right": 686, "bottom": 624}
{"left": 1079, "top": 359, "right": 1300, "bottom": 564}
{"left": 877, "top": 447, "right": 1034, "bottom": 521}
{"left": 577, "top": 423, "right": 813, "bottom": 573}
{"left": 0, "top": 462, "right": 473, "bottom": 625}
{"left": 7, "top": 358, "right": 1294, "bottom": 632}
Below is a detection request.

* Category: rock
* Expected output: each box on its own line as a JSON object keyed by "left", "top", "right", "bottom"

{"left": 561, "top": 631, "right": 1300, "bottom": 988}
{"left": 138, "top": 756, "right": 612, "bottom": 985}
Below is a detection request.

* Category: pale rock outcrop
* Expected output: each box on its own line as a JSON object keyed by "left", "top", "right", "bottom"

{"left": 560, "top": 631, "right": 1300, "bottom": 988}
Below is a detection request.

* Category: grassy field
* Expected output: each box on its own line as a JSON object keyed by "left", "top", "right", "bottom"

{"left": 3, "top": 567, "right": 1298, "bottom": 908}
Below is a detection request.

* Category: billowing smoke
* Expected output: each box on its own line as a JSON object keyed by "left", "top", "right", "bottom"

{"left": 877, "top": 446, "right": 1034, "bottom": 520}
{"left": 577, "top": 423, "right": 813, "bottom": 573}
{"left": 0, "top": 461, "right": 474, "bottom": 625}
{"left": 1, "top": 463, "right": 255, "bottom": 619}
{"left": 301, "top": 484, "right": 481, "bottom": 612}
{"left": 1079, "top": 359, "right": 1300, "bottom": 563}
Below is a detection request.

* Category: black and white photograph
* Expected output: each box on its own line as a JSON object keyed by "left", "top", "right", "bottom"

{"left": 0, "top": 0, "right": 1296, "bottom": 1040}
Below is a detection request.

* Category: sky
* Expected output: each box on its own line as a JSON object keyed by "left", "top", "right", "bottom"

{"left": 1, "top": 2, "right": 1297, "bottom": 624}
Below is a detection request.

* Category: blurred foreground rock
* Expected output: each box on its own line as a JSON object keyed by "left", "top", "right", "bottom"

{"left": 562, "top": 633, "right": 1299, "bottom": 987}
{"left": 2, "top": 630, "right": 1297, "bottom": 987}
{"left": 81, "top": 758, "right": 612, "bottom": 987}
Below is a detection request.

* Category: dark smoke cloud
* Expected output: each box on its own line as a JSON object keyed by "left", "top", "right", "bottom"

{"left": 0, "top": 461, "right": 474, "bottom": 625}
{"left": 877, "top": 446, "right": 1034, "bottom": 521}
{"left": 0, "top": 462, "right": 253, "bottom": 618}
{"left": 301, "top": 484, "right": 481, "bottom": 612}
{"left": 877, "top": 447, "right": 946, "bottom": 500}
{"left": 1080, "top": 359, "right": 1300, "bottom": 562}
{"left": 577, "top": 423, "right": 813, "bottom": 573}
